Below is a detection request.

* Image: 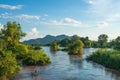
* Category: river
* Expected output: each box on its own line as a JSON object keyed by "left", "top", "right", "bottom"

{"left": 15, "top": 47, "right": 120, "bottom": 80}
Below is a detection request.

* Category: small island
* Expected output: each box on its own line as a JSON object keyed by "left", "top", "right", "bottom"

{"left": 68, "top": 39, "right": 84, "bottom": 55}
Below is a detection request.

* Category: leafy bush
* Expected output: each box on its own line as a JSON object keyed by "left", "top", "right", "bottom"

{"left": 50, "top": 42, "right": 59, "bottom": 51}
{"left": 68, "top": 39, "right": 84, "bottom": 55}
{"left": 0, "top": 50, "right": 20, "bottom": 80}
{"left": 87, "top": 49, "right": 120, "bottom": 71}
{"left": 22, "top": 50, "right": 50, "bottom": 66}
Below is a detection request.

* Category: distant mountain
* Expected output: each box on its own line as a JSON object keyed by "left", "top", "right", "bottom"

{"left": 23, "top": 35, "right": 70, "bottom": 44}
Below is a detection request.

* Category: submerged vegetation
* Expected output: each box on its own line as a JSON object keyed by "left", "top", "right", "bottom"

{"left": 50, "top": 41, "right": 59, "bottom": 51}
{"left": 68, "top": 39, "right": 84, "bottom": 55}
{"left": 87, "top": 49, "right": 120, "bottom": 71}
{"left": 0, "top": 21, "right": 50, "bottom": 80}
{"left": 22, "top": 50, "right": 50, "bottom": 65}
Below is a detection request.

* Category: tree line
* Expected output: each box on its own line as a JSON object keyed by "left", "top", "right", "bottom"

{"left": 50, "top": 34, "right": 120, "bottom": 50}
{"left": 0, "top": 22, "right": 50, "bottom": 80}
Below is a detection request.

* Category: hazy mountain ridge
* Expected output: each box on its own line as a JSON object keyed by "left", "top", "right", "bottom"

{"left": 23, "top": 35, "right": 70, "bottom": 44}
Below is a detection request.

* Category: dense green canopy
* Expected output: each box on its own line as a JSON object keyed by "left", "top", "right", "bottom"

{"left": 68, "top": 39, "right": 84, "bottom": 55}
{"left": 0, "top": 21, "right": 51, "bottom": 80}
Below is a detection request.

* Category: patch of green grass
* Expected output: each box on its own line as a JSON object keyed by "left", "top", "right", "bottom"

{"left": 87, "top": 49, "right": 120, "bottom": 71}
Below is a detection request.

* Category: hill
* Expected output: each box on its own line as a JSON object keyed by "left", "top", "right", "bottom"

{"left": 23, "top": 35, "right": 70, "bottom": 44}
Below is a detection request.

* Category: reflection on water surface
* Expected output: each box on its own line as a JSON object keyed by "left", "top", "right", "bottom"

{"left": 15, "top": 47, "right": 120, "bottom": 80}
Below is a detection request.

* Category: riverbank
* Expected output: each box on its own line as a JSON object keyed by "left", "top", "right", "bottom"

{"left": 14, "top": 47, "right": 120, "bottom": 80}
{"left": 87, "top": 49, "right": 120, "bottom": 71}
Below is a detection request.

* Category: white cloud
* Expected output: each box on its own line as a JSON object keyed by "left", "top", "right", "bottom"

{"left": 0, "top": 23, "right": 4, "bottom": 30}
{"left": 22, "top": 27, "right": 40, "bottom": 41}
{"left": 0, "top": 13, "right": 40, "bottom": 20}
{"left": 85, "top": 0, "right": 120, "bottom": 28}
{"left": 88, "top": 0, "right": 94, "bottom": 4}
{"left": 96, "top": 21, "right": 109, "bottom": 28}
{"left": 86, "top": 0, "right": 120, "bottom": 18}
{"left": 16, "top": 14, "right": 40, "bottom": 20}
{"left": 87, "top": 0, "right": 112, "bottom": 15}
{"left": 0, "top": 12, "right": 12, "bottom": 19}
{"left": 0, "top": 4, "right": 23, "bottom": 10}
{"left": 31, "top": 27, "right": 39, "bottom": 35}
{"left": 42, "top": 18, "right": 81, "bottom": 27}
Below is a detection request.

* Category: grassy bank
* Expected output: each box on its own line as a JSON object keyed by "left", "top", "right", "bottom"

{"left": 87, "top": 49, "right": 120, "bottom": 71}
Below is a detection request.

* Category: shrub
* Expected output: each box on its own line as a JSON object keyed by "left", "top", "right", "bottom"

{"left": 0, "top": 50, "right": 20, "bottom": 80}
{"left": 22, "top": 50, "right": 50, "bottom": 66}
{"left": 87, "top": 49, "right": 120, "bottom": 71}
{"left": 68, "top": 40, "right": 84, "bottom": 55}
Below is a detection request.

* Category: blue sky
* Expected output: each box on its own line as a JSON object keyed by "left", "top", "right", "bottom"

{"left": 0, "top": 0, "right": 120, "bottom": 41}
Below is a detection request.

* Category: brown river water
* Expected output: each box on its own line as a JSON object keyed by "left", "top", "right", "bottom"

{"left": 15, "top": 47, "right": 120, "bottom": 80}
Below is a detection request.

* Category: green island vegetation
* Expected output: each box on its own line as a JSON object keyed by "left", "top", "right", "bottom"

{"left": 87, "top": 35, "right": 120, "bottom": 71}
{"left": 50, "top": 41, "right": 59, "bottom": 52}
{"left": 87, "top": 49, "right": 120, "bottom": 71}
{"left": 49, "top": 35, "right": 84, "bottom": 55}
{"left": 68, "top": 39, "right": 84, "bottom": 55}
{"left": 22, "top": 50, "right": 50, "bottom": 65}
{"left": 0, "top": 21, "right": 50, "bottom": 80}
{"left": 47, "top": 34, "right": 120, "bottom": 71}
{"left": 55, "top": 35, "right": 92, "bottom": 48}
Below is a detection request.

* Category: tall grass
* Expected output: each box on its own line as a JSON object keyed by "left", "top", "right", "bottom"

{"left": 87, "top": 49, "right": 120, "bottom": 71}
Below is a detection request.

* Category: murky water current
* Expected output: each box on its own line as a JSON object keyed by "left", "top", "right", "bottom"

{"left": 15, "top": 47, "right": 120, "bottom": 80}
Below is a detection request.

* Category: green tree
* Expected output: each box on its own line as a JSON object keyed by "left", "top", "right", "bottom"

{"left": 91, "top": 41, "right": 99, "bottom": 48}
{"left": 59, "top": 38, "right": 70, "bottom": 47}
{"left": 80, "top": 37, "right": 92, "bottom": 48}
{"left": 50, "top": 41, "right": 59, "bottom": 51}
{"left": 114, "top": 36, "right": 120, "bottom": 50}
{"left": 0, "top": 21, "right": 51, "bottom": 80}
{"left": 0, "top": 38, "right": 6, "bottom": 50}
{"left": 98, "top": 34, "right": 108, "bottom": 48}
{"left": 0, "top": 50, "right": 20, "bottom": 80}
{"left": 71, "top": 35, "right": 80, "bottom": 41}
{"left": 1, "top": 21, "right": 26, "bottom": 51}
{"left": 68, "top": 39, "right": 84, "bottom": 55}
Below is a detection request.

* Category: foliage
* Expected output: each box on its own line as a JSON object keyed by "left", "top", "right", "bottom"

{"left": 0, "top": 21, "right": 51, "bottom": 80}
{"left": 1, "top": 21, "right": 26, "bottom": 51}
{"left": 98, "top": 34, "right": 108, "bottom": 48}
{"left": 58, "top": 35, "right": 92, "bottom": 48}
{"left": 113, "top": 36, "right": 120, "bottom": 50}
{"left": 15, "top": 43, "right": 29, "bottom": 53}
{"left": 59, "top": 38, "right": 71, "bottom": 47}
{"left": 91, "top": 41, "right": 99, "bottom": 48}
{"left": 0, "top": 38, "right": 6, "bottom": 50}
{"left": 68, "top": 39, "right": 84, "bottom": 55}
{"left": 71, "top": 35, "right": 80, "bottom": 41}
{"left": 87, "top": 49, "right": 120, "bottom": 71}
{"left": 108, "top": 36, "right": 120, "bottom": 50}
{"left": 22, "top": 50, "right": 50, "bottom": 65}
{"left": 50, "top": 41, "right": 59, "bottom": 51}
{"left": 0, "top": 50, "right": 20, "bottom": 80}
{"left": 80, "top": 37, "right": 92, "bottom": 48}
{"left": 33, "top": 46, "right": 42, "bottom": 50}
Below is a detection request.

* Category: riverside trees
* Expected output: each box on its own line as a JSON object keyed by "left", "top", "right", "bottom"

{"left": 68, "top": 36, "right": 84, "bottom": 55}
{"left": 50, "top": 41, "right": 59, "bottom": 51}
{"left": 98, "top": 34, "right": 108, "bottom": 48}
{"left": 0, "top": 21, "right": 50, "bottom": 80}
